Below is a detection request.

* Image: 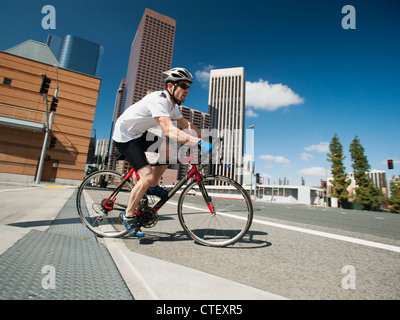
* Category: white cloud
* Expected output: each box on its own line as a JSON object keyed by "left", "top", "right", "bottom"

{"left": 301, "top": 152, "right": 314, "bottom": 161}
{"left": 260, "top": 154, "right": 290, "bottom": 164}
{"left": 245, "top": 79, "right": 304, "bottom": 111}
{"left": 246, "top": 109, "right": 259, "bottom": 118}
{"left": 263, "top": 163, "right": 274, "bottom": 169}
{"left": 297, "top": 167, "right": 327, "bottom": 178}
{"left": 304, "top": 141, "right": 329, "bottom": 153}
{"left": 195, "top": 65, "right": 214, "bottom": 87}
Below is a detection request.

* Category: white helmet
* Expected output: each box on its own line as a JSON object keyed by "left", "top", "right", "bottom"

{"left": 162, "top": 67, "right": 194, "bottom": 84}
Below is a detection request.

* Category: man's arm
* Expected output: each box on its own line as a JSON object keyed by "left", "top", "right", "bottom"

{"left": 176, "top": 117, "right": 202, "bottom": 138}
{"left": 155, "top": 116, "right": 200, "bottom": 145}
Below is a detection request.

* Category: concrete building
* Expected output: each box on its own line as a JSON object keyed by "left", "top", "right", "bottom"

{"left": 253, "top": 184, "right": 324, "bottom": 205}
{"left": 124, "top": 8, "right": 175, "bottom": 111}
{"left": 340, "top": 170, "right": 388, "bottom": 198}
{"left": 107, "top": 79, "right": 126, "bottom": 171}
{"left": 208, "top": 67, "right": 245, "bottom": 184}
{"left": 0, "top": 41, "right": 101, "bottom": 184}
{"left": 94, "top": 139, "right": 109, "bottom": 170}
{"left": 180, "top": 105, "right": 211, "bottom": 132}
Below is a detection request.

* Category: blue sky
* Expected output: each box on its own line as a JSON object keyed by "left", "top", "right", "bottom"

{"left": 1, "top": 0, "right": 399, "bottom": 187}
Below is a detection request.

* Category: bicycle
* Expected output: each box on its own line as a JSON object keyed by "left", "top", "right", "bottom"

{"left": 76, "top": 147, "right": 253, "bottom": 247}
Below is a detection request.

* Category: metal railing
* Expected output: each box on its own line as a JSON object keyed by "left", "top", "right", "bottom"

{"left": 0, "top": 103, "right": 46, "bottom": 124}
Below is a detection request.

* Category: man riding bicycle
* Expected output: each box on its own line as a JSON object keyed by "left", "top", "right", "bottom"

{"left": 112, "top": 67, "right": 212, "bottom": 237}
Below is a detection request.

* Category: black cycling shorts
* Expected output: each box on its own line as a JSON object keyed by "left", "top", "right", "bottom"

{"left": 113, "top": 131, "right": 166, "bottom": 171}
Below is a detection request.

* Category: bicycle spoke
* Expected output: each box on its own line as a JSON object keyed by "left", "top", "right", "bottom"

{"left": 178, "top": 176, "right": 253, "bottom": 247}
{"left": 76, "top": 170, "right": 134, "bottom": 238}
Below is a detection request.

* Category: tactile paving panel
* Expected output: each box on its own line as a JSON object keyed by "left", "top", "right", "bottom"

{"left": 47, "top": 190, "right": 94, "bottom": 240}
{"left": 0, "top": 190, "right": 133, "bottom": 300}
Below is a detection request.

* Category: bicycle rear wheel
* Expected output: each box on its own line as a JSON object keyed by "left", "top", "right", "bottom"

{"left": 178, "top": 175, "right": 253, "bottom": 247}
{"left": 76, "top": 170, "right": 134, "bottom": 237}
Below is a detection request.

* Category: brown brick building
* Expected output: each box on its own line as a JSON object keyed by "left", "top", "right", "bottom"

{"left": 0, "top": 42, "right": 101, "bottom": 184}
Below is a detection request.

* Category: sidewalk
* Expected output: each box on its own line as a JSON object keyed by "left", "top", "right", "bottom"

{"left": 0, "top": 182, "right": 287, "bottom": 300}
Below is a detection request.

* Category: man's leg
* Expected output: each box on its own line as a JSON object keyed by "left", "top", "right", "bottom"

{"left": 150, "top": 164, "right": 168, "bottom": 188}
{"left": 149, "top": 140, "right": 174, "bottom": 187}
{"left": 125, "top": 165, "right": 154, "bottom": 218}
{"left": 125, "top": 139, "right": 175, "bottom": 217}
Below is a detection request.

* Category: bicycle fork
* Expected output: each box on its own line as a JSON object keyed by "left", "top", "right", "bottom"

{"left": 196, "top": 181, "right": 215, "bottom": 215}
{"left": 187, "top": 165, "right": 216, "bottom": 215}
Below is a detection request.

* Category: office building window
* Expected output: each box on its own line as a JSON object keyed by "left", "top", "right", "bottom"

{"left": 3, "top": 78, "right": 12, "bottom": 85}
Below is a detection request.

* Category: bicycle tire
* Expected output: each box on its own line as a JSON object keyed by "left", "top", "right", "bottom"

{"left": 177, "top": 175, "right": 253, "bottom": 247}
{"left": 76, "top": 170, "right": 133, "bottom": 237}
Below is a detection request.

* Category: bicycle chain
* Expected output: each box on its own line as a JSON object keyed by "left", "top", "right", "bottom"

{"left": 137, "top": 206, "right": 158, "bottom": 228}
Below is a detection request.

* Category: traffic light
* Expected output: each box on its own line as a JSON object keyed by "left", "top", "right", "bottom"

{"left": 388, "top": 159, "right": 394, "bottom": 170}
{"left": 39, "top": 75, "right": 51, "bottom": 95}
{"left": 255, "top": 173, "right": 260, "bottom": 184}
{"left": 49, "top": 136, "right": 56, "bottom": 149}
{"left": 50, "top": 97, "right": 58, "bottom": 112}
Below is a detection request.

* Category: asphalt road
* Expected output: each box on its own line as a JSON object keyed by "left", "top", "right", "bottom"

{"left": 1, "top": 184, "right": 399, "bottom": 300}
{"left": 123, "top": 196, "right": 400, "bottom": 300}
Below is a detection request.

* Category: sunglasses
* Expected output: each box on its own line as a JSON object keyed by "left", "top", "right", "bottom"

{"left": 176, "top": 83, "right": 190, "bottom": 90}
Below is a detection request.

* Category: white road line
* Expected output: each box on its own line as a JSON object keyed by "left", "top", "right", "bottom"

{"left": 168, "top": 201, "right": 400, "bottom": 253}
{"left": 251, "top": 217, "right": 400, "bottom": 253}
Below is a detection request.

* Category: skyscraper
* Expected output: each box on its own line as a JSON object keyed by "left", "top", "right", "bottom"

{"left": 124, "top": 8, "right": 176, "bottom": 111}
{"left": 108, "top": 79, "right": 126, "bottom": 171}
{"left": 109, "top": 9, "right": 176, "bottom": 173}
{"left": 46, "top": 35, "right": 104, "bottom": 77}
{"left": 208, "top": 67, "right": 246, "bottom": 184}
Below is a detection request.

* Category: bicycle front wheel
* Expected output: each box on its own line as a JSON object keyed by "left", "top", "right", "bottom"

{"left": 178, "top": 175, "right": 253, "bottom": 247}
{"left": 76, "top": 170, "right": 133, "bottom": 238}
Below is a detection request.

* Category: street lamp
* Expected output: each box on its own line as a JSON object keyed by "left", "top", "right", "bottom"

{"left": 248, "top": 125, "right": 255, "bottom": 200}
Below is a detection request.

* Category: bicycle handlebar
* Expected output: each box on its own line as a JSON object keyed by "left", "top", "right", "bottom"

{"left": 178, "top": 137, "right": 222, "bottom": 165}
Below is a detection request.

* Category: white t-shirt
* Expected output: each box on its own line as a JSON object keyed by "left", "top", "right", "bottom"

{"left": 112, "top": 90, "right": 183, "bottom": 143}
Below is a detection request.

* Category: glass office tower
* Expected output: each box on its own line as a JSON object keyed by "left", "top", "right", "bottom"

{"left": 47, "top": 35, "right": 104, "bottom": 77}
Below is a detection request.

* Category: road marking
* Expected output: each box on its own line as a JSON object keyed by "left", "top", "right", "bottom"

{"left": 169, "top": 201, "right": 400, "bottom": 253}
{"left": 250, "top": 218, "right": 400, "bottom": 253}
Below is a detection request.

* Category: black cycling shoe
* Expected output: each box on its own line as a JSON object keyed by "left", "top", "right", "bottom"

{"left": 147, "top": 185, "right": 168, "bottom": 198}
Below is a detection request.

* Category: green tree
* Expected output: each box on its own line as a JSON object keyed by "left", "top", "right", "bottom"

{"left": 349, "top": 136, "right": 383, "bottom": 211}
{"left": 327, "top": 134, "right": 350, "bottom": 208}
{"left": 388, "top": 176, "right": 400, "bottom": 213}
